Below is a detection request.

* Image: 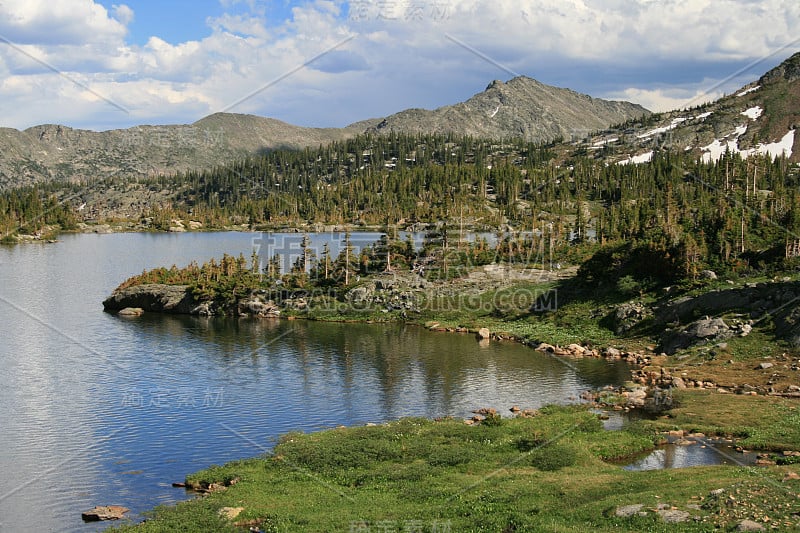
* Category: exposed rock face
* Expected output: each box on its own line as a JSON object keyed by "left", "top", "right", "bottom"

{"left": 102, "top": 284, "right": 195, "bottom": 314}
{"left": 651, "top": 280, "right": 800, "bottom": 349}
{"left": 775, "top": 306, "right": 800, "bottom": 348}
{"left": 368, "top": 76, "right": 649, "bottom": 143}
{"left": 613, "top": 302, "right": 653, "bottom": 334}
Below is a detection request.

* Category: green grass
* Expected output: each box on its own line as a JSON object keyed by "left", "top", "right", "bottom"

{"left": 638, "top": 390, "right": 800, "bottom": 451}
{"left": 112, "top": 405, "right": 800, "bottom": 532}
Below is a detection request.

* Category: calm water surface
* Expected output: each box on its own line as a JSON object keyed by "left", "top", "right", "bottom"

{"left": 0, "top": 232, "right": 631, "bottom": 532}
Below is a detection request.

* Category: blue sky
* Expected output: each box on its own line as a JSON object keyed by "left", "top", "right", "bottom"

{"left": 0, "top": 0, "right": 797, "bottom": 131}
{"left": 98, "top": 1, "right": 297, "bottom": 45}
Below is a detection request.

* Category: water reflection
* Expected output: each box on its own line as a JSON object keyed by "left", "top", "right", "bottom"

{"left": 123, "top": 314, "right": 632, "bottom": 420}
{"left": 623, "top": 440, "right": 759, "bottom": 471}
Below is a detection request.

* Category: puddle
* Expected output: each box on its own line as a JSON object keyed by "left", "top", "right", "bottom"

{"left": 593, "top": 410, "right": 761, "bottom": 471}
{"left": 622, "top": 437, "right": 760, "bottom": 471}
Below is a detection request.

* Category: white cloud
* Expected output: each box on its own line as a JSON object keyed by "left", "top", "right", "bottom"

{"left": 610, "top": 87, "right": 725, "bottom": 113}
{"left": 0, "top": 0, "right": 128, "bottom": 45}
{"left": 208, "top": 13, "right": 271, "bottom": 39}
{"left": 113, "top": 4, "right": 135, "bottom": 26}
{"left": 0, "top": 0, "right": 798, "bottom": 130}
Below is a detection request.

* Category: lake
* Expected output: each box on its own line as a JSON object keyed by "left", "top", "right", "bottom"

{"left": 0, "top": 232, "right": 631, "bottom": 532}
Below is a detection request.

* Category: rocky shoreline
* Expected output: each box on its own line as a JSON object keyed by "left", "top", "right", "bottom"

{"left": 103, "top": 280, "right": 800, "bottom": 404}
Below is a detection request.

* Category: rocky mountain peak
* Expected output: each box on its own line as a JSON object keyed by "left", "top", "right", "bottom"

{"left": 370, "top": 76, "right": 649, "bottom": 142}
{"left": 486, "top": 79, "right": 504, "bottom": 91}
{"left": 760, "top": 51, "right": 800, "bottom": 85}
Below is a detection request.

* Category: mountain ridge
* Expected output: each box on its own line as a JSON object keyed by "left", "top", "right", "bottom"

{"left": 0, "top": 77, "right": 648, "bottom": 189}
{"left": 368, "top": 75, "right": 649, "bottom": 141}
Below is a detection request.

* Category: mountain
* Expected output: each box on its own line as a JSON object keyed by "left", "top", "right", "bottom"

{"left": 368, "top": 76, "right": 650, "bottom": 141}
{"left": 0, "top": 78, "right": 648, "bottom": 189}
{"left": 0, "top": 115, "right": 378, "bottom": 189}
{"left": 582, "top": 52, "right": 800, "bottom": 165}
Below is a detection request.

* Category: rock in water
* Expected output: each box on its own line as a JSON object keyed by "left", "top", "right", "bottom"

{"left": 477, "top": 327, "right": 491, "bottom": 340}
{"left": 81, "top": 505, "right": 129, "bottom": 521}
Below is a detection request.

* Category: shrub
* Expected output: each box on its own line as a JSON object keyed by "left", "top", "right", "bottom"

{"left": 527, "top": 443, "right": 578, "bottom": 471}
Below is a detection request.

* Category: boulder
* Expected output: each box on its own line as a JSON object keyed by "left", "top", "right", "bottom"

{"left": 477, "top": 328, "right": 491, "bottom": 340}
{"left": 736, "top": 520, "right": 766, "bottom": 532}
{"left": 613, "top": 302, "right": 652, "bottom": 334}
{"left": 81, "top": 505, "right": 129, "bottom": 521}
{"left": 625, "top": 387, "right": 647, "bottom": 407}
{"left": 567, "top": 343, "right": 585, "bottom": 355}
{"left": 238, "top": 298, "right": 280, "bottom": 318}
{"left": 605, "top": 347, "right": 622, "bottom": 358}
{"left": 191, "top": 302, "right": 214, "bottom": 316}
{"left": 657, "top": 509, "right": 690, "bottom": 523}
{"left": 614, "top": 504, "right": 644, "bottom": 517}
{"left": 103, "top": 284, "right": 196, "bottom": 314}
{"left": 117, "top": 307, "right": 144, "bottom": 317}
{"left": 700, "top": 270, "right": 717, "bottom": 280}
{"left": 658, "top": 317, "right": 733, "bottom": 354}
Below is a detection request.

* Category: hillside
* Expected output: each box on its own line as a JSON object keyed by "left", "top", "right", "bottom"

{"left": 579, "top": 51, "right": 800, "bottom": 165}
{"left": 0, "top": 115, "right": 376, "bottom": 190}
{"left": 368, "top": 76, "right": 650, "bottom": 141}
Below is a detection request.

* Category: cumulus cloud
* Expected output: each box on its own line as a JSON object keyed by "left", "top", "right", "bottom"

{"left": 113, "top": 4, "right": 135, "bottom": 26}
{"left": 0, "top": 0, "right": 798, "bottom": 130}
{"left": 0, "top": 0, "right": 128, "bottom": 45}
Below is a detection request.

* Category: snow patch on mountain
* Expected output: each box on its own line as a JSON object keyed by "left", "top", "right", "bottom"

{"left": 618, "top": 151, "right": 654, "bottom": 165}
{"left": 637, "top": 117, "right": 686, "bottom": 139}
{"left": 701, "top": 127, "right": 794, "bottom": 163}
{"left": 736, "top": 86, "right": 760, "bottom": 97}
{"left": 741, "top": 106, "right": 763, "bottom": 120}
